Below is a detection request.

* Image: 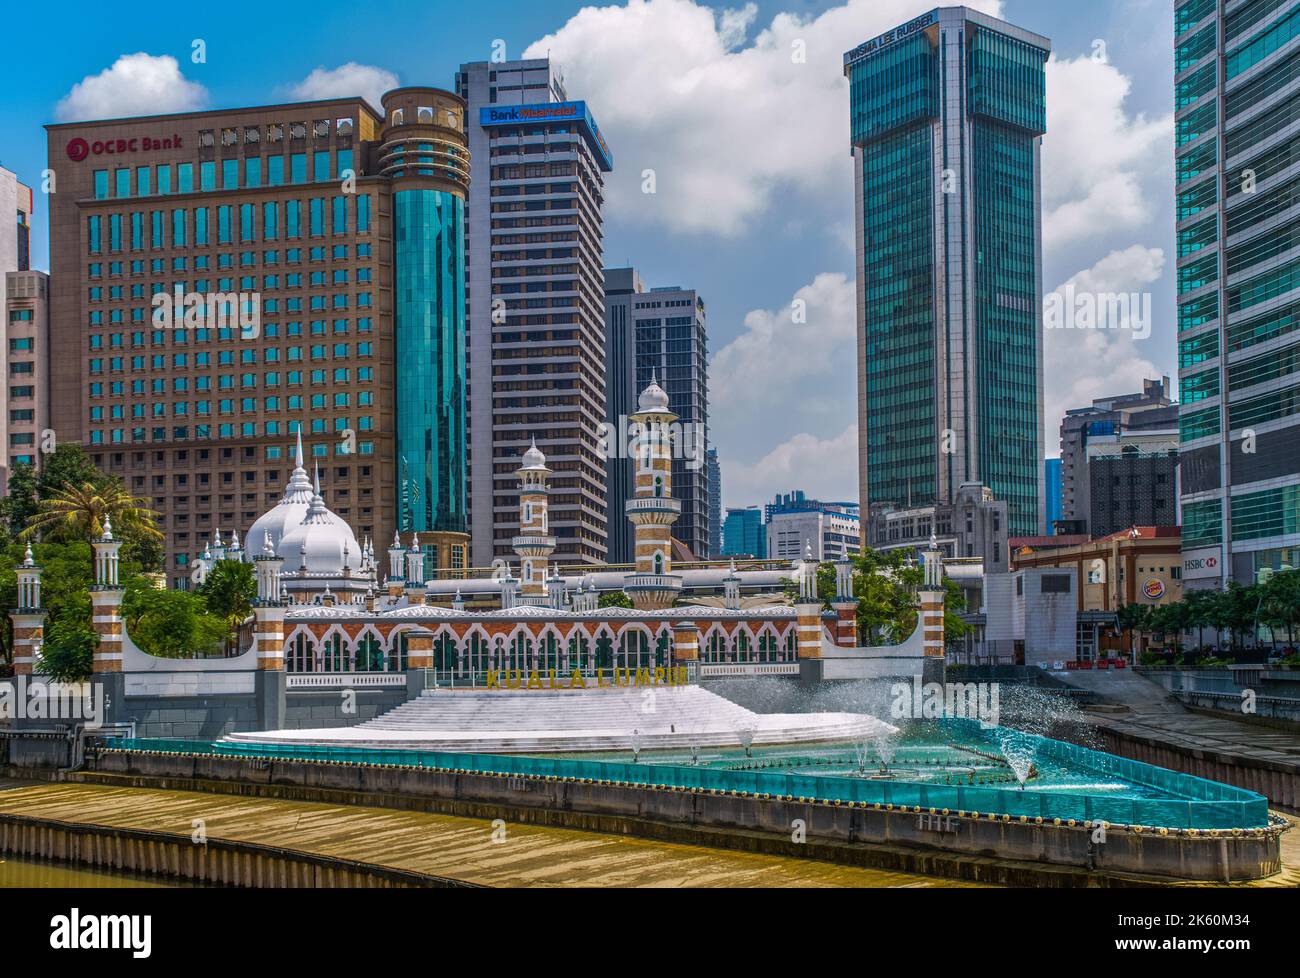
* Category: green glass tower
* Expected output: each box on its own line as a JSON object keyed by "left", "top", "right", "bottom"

{"left": 1175, "top": 0, "right": 1300, "bottom": 589}
{"left": 844, "top": 7, "right": 1049, "bottom": 537}
{"left": 380, "top": 87, "right": 472, "bottom": 571}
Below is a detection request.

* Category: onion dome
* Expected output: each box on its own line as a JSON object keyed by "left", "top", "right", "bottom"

{"left": 246, "top": 427, "right": 314, "bottom": 561}
{"left": 277, "top": 463, "right": 364, "bottom": 574}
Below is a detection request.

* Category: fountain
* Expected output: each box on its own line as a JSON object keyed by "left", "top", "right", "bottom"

{"left": 874, "top": 733, "right": 896, "bottom": 773}
{"left": 630, "top": 728, "right": 643, "bottom": 765}
{"left": 997, "top": 730, "right": 1036, "bottom": 787}
{"left": 736, "top": 724, "right": 756, "bottom": 758}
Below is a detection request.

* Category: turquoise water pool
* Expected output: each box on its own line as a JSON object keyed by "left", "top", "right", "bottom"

{"left": 102, "top": 718, "right": 1270, "bottom": 830}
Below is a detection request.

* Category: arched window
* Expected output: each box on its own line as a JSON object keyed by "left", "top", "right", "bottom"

{"left": 654, "top": 551, "right": 663, "bottom": 574}
{"left": 654, "top": 475, "right": 664, "bottom": 498}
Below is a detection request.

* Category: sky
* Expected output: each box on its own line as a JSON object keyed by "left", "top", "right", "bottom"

{"left": 0, "top": 0, "right": 1178, "bottom": 511}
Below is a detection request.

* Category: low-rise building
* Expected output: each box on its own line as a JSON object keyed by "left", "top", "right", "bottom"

{"left": 867, "top": 482, "right": 1008, "bottom": 572}
{"left": 1009, "top": 526, "right": 1182, "bottom": 658}
{"left": 767, "top": 507, "right": 861, "bottom": 561}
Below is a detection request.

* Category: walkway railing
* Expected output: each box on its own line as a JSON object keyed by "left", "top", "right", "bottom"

{"left": 286, "top": 674, "right": 408, "bottom": 690}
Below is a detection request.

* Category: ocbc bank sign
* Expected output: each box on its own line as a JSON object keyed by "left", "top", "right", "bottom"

{"left": 65, "top": 134, "right": 183, "bottom": 162}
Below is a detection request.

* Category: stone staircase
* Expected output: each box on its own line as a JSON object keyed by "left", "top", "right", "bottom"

{"left": 224, "top": 685, "right": 893, "bottom": 753}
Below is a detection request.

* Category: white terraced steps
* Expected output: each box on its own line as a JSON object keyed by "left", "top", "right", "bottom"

{"left": 222, "top": 685, "right": 895, "bottom": 753}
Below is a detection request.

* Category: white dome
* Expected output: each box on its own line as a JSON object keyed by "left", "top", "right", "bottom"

{"left": 519, "top": 437, "right": 548, "bottom": 471}
{"left": 637, "top": 373, "right": 671, "bottom": 413}
{"left": 246, "top": 430, "right": 314, "bottom": 560}
{"left": 279, "top": 475, "right": 364, "bottom": 575}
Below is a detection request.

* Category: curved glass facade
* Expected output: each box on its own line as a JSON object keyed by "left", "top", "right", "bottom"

{"left": 393, "top": 188, "right": 467, "bottom": 535}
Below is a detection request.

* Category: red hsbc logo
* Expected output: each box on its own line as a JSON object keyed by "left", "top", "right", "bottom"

{"left": 65, "top": 134, "right": 183, "bottom": 161}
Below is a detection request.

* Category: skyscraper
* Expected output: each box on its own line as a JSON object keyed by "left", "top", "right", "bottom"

{"left": 457, "top": 58, "right": 613, "bottom": 568}
{"left": 706, "top": 447, "right": 721, "bottom": 559}
{"left": 1174, "top": 0, "right": 1300, "bottom": 588}
{"left": 0, "top": 168, "right": 35, "bottom": 492}
{"left": 603, "top": 267, "right": 710, "bottom": 562}
{"left": 721, "top": 506, "right": 765, "bottom": 559}
{"left": 45, "top": 86, "right": 471, "bottom": 587}
{"left": 844, "top": 7, "right": 1049, "bottom": 538}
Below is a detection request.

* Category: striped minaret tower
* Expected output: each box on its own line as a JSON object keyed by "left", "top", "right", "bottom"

{"left": 387, "top": 531, "right": 406, "bottom": 599}
{"left": 831, "top": 558, "right": 858, "bottom": 648}
{"left": 10, "top": 544, "right": 45, "bottom": 676}
{"left": 919, "top": 533, "right": 946, "bottom": 674}
{"left": 793, "top": 542, "right": 825, "bottom": 660}
{"left": 512, "top": 439, "right": 557, "bottom": 607}
{"left": 252, "top": 533, "right": 286, "bottom": 670}
{"left": 90, "top": 517, "right": 125, "bottom": 673}
{"left": 623, "top": 374, "right": 683, "bottom": 610}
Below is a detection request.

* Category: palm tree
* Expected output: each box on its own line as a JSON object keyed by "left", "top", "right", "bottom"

{"left": 21, "top": 481, "right": 162, "bottom": 544}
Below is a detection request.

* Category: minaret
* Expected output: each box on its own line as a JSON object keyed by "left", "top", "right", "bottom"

{"left": 387, "top": 531, "right": 406, "bottom": 599}
{"left": 10, "top": 543, "right": 45, "bottom": 676}
{"left": 91, "top": 517, "right": 126, "bottom": 673}
{"left": 623, "top": 374, "right": 683, "bottom": 610}
{"left": 919, "top": 533, "right": 947, "bottom": 681}
{"left": 512, "top": 438, "right": 557, "bottom": 607}
{"left": 252, "top": 533, "right": 286, "bottom": 671}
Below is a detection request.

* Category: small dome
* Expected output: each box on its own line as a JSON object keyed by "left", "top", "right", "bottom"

{"left": 519, "top": 437, "right": 548, "bottom": 471}
{"left": 637, "top": 372, "right": 670, "bottom": 413}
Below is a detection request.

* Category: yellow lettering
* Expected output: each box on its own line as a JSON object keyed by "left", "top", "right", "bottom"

{"left": 507, "top": 669, "right": 521, "bottom": 689}
{"left": 636, "top": 667, "right": 652, "bottom": 687}
{"left": 547, "top": 669, "right": 557, "bottom": 688}
{"left": 486, "top": 670, "right": 500, "bottom": 689}
{"left": 570, "top": 670, "right": 586, "bottom": 688}
{"left": 654, "top": 667, "right": 665, "bottom": 686}
{"left": 597, "top": 669, "right": 608, "bottom": 687}
{"left": 528, "top": 670, "right": 542, "bottom": 689}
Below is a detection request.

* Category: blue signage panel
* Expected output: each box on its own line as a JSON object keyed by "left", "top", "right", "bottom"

{"left": 479, "top": 100, "right": 613, "bottom": 172}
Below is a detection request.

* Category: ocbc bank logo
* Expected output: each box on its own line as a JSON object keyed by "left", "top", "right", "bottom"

{"left": 66, "top": 138, "right": 90, "bottom": 162}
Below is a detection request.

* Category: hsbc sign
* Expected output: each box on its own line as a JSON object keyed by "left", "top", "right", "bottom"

{"left": 1182, "top": 546, "right": 1221, "bottom": 581}
{"left": 65, "top": 134, "right": 182, "bottom": 162}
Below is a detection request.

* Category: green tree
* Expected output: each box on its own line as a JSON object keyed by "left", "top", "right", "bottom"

{"left": 1116, "top": 602, "right": 1151, "bottom": 659}
{"left": 23, "top": 480, "right": 162, "bottom": 547}
{"left": 197, "top": 559, "right": 257, "bottom": 655}
{"left": 122, "top": 578, "right": 226, "bottom": 659}
{"left": 598, "top": 591, "right": 634, "bottom": 609}
{"left": 1261, "top": 570, "right": 1300, "bottom": 649}
{"left": 34, "top": 444, "right": 98, "bottom": 499}
{"left": 0, "top": 462, "right": 39, "bottom": 537}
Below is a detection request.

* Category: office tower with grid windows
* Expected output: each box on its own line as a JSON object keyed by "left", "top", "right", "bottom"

{"left": 603, "top": 266, "right": 710, "bottom": 563}
{"left": 457, "top": 58, "right": 613, "bottom": 569}
{"left": 45, "top": 87, "right": 471, "bottom": 588}
{"left": 1175, "top": 0, "right": 1300, "bottom": 589}
{"left": 844, "top": 7, "right": 1049, "bottom": 539}
{"left": 1, "top": 167, "right": 40, "bottom": 492}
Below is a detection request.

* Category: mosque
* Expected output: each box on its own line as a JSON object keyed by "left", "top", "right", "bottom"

{"left": 10, "top": 380, "right": 946, "bottom": 699}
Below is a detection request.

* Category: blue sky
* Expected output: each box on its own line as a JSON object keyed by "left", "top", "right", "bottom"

{"left": 0, "top": 0, "right": 1178, "bottom": 509}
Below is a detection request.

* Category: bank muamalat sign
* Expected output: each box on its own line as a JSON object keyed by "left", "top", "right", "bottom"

{"left": 844, "top": 10, "right": 937, "bottom": 66}
{"left": 66, "top": 134, "right": 182, "bottom": 162}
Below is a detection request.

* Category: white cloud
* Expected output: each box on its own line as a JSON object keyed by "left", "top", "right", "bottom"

{"left": 718, "top": 3, "right": 759, "bottom": 49}
{"left": 55, "top": 54, "right": 207, "bottom": 122}
{"left": 285, "top": 63, "right": 399, "bottom": 111}
{"left": 710, "top": 271, "right": 856, "bottom": 431}
{"left": 709, "top": 272, "right": 857, "bottom": 504}
{"left": 1042, "top": 53, "right": 1172, "bottom": 250}
{"left": 525, "top": 0, "right": 1001, "bottom": 235}
{"left": 1044, "top": 245, "right": 1167, "bottom": 451}
{"left": 723, "top": 425, "right": 859, "bottom": 508}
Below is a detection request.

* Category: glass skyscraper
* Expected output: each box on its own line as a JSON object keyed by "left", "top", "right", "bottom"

{"left": 844, "top": 7, "right": 1049, "bottom": 537}
{"left": 1175, "top": 0, "right": 1300, "bottom": 588}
